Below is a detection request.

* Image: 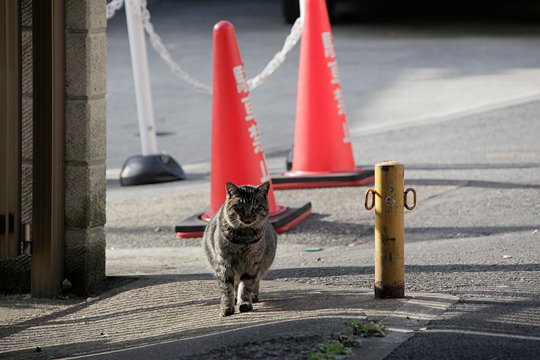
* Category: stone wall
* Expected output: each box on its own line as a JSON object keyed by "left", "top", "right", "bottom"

{"left": 63, "top": 0, "right": 107, "bottom": 296}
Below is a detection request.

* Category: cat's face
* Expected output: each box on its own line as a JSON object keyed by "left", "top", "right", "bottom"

{"left": 224, "top": 181, "right": 271, "bottom": 227}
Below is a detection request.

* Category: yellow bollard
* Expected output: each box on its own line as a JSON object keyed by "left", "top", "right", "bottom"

{"left": 365, "top": 161, "right": 416, "bottom": 298}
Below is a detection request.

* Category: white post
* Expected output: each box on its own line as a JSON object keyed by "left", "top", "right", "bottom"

{"left": 124, "top": 0, "right": 159, "bottom": 156}
{"left": 299, "top": 0, "right": 306, "bottom": 20}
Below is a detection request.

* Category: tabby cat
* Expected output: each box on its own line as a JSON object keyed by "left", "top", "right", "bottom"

{"left": 202, "top": 181, "right": 277, "bottom": 316}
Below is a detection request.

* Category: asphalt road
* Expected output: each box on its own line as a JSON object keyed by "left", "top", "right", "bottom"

{"left": 107, "top": 0, "right": 540, "bottom": 169}
{"left": 105, "top": 1, "right": 540, "bottom": 359}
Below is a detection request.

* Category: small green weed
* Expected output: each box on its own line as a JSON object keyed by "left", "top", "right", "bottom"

{"left": 307, "top": 340, "right": 351, "bottom": 360}
{"left": 306, "top": 320, "right": 388, "bottom": 359}
{"left": 338, "top": 334, "right": 362, "bottom": 348}
{"left": 345, "top": 319, "right": 389, "bottom": 337}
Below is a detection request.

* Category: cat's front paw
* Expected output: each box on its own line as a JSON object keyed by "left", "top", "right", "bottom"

{"left": 221, "top": 306, "right": 235, "bottom": 317}
{"left": 239, "top": 302, "right": 253, "bottom": 313}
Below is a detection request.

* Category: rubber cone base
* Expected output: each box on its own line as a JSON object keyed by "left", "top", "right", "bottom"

{"left": 120, "top": 154, "right": 186, "bottom": 186}
{"left": 271, "top": 167, "right": 374, "bottom": 190}
{"left": 175, "top": 201, "right": 312, "bottom": 239}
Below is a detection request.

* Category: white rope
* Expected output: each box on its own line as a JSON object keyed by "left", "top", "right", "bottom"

{"left": 139, "top": 0, "right": 213, "bottom": 94}
{"left": 247, "top": 16, "right": 303, "bottom": 91}
{"left": 106, "top": 0, "right": 124, "bottom": 19}
{"left": 106, "top": 0, "right": 303, "bottom": 94}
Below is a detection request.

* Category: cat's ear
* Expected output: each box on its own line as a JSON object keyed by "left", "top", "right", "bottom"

{"left": 258, "top": 181, "right": 270, "bottom": 195}
{"left": 225, "top": 182, "right": 238, "bottom": 196}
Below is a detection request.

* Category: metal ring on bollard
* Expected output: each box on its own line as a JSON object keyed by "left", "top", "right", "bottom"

{"left": 404, "top": 188, "right": 416, "bottom": 210}
{"left": 365, "top": 188, "right": 376, "bottom": 210}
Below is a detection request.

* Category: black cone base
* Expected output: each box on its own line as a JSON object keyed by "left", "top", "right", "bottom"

{"left": 175, "top": 201, "right": 312, "bottom": 238}
{"left": 271, "top": 167, "right": 374, "bottom": 189}
{"left": 120, "top": 154, "right": 186, "bottom": 186}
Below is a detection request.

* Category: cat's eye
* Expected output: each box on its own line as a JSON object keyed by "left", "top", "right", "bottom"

{"left": 233, "top": 204, "right": 243, "bottom": 211}
{"left": 252, "top": 203, "right": 259, "bottom": 210}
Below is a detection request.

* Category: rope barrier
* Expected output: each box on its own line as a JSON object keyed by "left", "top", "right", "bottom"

{"left": 106, "top": 0, "right": 125, "bottom": 20}
{"left": 247, "top": 16, "right": 303, "bottom": 91}
{"left": 106, "top": 0, "right": 303, "bottom": 94}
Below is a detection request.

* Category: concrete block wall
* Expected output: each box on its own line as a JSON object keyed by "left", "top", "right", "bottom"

{"left": 64, "top": 0, "right": 108, "bottom": 296}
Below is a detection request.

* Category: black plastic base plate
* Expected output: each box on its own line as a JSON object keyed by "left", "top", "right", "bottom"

{"left": 271, "top": 168, "right": 374, "bottom": 189}
{"left": 175, "top": 201, "right": 312, "bottom": 238}
{"left": 120, "top": 154, "right": 186, "bottom": 186}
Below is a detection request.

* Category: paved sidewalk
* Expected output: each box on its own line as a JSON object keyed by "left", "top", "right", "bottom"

{"left": 0, "top": 162, "right": 461, "bottom": 359}
{"left": 0, "top": 273, "right": 456, "bottom": 359}
{"left": 2, "top": 95, "right": 539, "bottom": 359}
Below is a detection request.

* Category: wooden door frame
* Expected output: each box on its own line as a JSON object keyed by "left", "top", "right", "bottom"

{"left": 0, "top": 0, "right": 22, "bottom": 260}
{"left": 31, "top": 0, "right": 65, "bottom": 298}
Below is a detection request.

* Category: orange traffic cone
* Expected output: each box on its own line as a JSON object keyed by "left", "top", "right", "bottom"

{"left": 175, "top": 21, "right": 311, "bottom": 238}
{"left": 271, "top": 0, "right": 373, "bottom": 189}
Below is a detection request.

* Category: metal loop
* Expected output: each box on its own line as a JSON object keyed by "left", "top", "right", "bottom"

{"left": 404, "top": 188, "right": 416, "bottom": 210}
{"left": 364, "top": 189, "right": 376, "bottom": 210}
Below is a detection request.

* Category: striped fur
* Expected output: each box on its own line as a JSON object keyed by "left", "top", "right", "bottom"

{"left": 203, "top": 181, "right": 277, "bottom": 316}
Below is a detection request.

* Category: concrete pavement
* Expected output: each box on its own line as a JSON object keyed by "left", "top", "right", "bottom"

{"left": 0, "top": 272, "right": 457, "bottom": 359}
{"left": 2, "top": 93, "right": 539, "bottom": 360}
{"left": 2, "top": 101, "right": 539, "bottom": 358}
